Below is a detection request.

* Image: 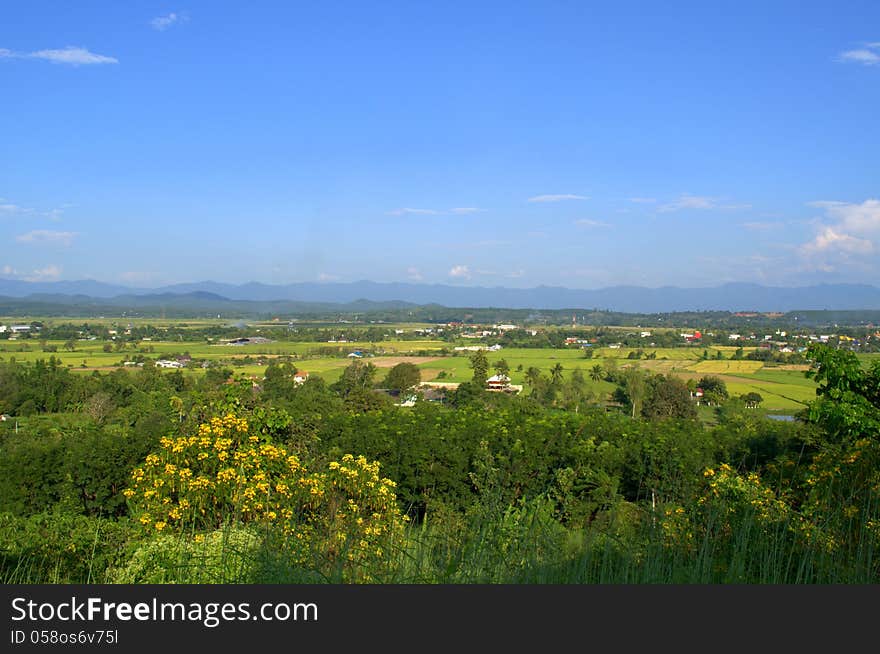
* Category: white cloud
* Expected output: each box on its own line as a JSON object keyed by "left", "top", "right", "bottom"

{"left": 837, "top": 47, "right": 880, "bottom": 66}
{"left": 23, "top": 264, "right": 62, "bottom": 282}
{"left": 1, "top": 46, "right": 119, "bottom": 65}
{"left": 822, "top": 198, "right": 880, "bottom": 233}
{"left": 448, "top": 265, "right": 471, "bottom": 279}
{"left": 317, "top": 272, "right": 340, "bottom": 281}
{"left": 450, "top": 207, "right": 484, "bottom": 214}
{"left": 527, "top": 194, "right": 588, "bottom": 202}
{"left": 574, "top": 219, "right": 610, "bottom": 228}
{"left": 802, "top": 227, "right": 874, "bottom": 255}
{"left": 16, "top": 230, "right": 77, "bottom": 246}
{"left": 799, "top": 199, "right": 880, "bottom": 267}
{"left": 151, "top": 12, "right": 188, "bottom": 31}
{"left": 2, "top": 264, "right": 18, "bottom": 276}
{"left": 406, "top": 266, "right": 423, "bottom": 281}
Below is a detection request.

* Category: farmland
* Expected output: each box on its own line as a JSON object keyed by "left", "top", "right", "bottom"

{"left": 0, "top": 319, "right": 833, "bottom": 412}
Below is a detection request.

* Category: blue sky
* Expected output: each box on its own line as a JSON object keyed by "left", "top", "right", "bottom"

{"left": 1, "top": 1, "right": 878, "bottom": 289}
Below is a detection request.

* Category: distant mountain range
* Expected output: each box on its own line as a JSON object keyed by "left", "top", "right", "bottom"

{"left": 1, "top": 279, "right": 879, "bottom": 313}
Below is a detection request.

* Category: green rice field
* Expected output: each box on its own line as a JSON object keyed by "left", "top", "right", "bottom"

{"left": 1, "top": 330, "right": 868, "bottom": 412}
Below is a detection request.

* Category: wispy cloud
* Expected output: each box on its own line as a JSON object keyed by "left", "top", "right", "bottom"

{"left": 388, "top": 208, "right": 441, "bottom": 216}
{"left": 317, "top": 272, "right": 340, "bottom": 281}
{"left": 629, "top": 197, "right": 657, "bottom": 204}
{"left": 527, "top": 194, "right": 588, "bottom": 203}
{"left": 151, "top": 12, "right": 188, "bottom": 31}
{"left": 1, "top": 264, "right": 18, "bottom": 276}
{"left": 806, "top": 200, "right": 848, "bottom": 209}
{"left": 658, "top": 194, "right": 751, "bottom": 212}
{"left": 740, "top": 221, "right": 782, "bottom": 231}
{"left": 27, "top": 264, "right": 62, "bottom": 281}
{"left": 120, "top": 271, "right": 158, "bottom": 284}
{"left": 0, "top": 202, "right": 28, "bottom": 214}
{"left": 16, "top": 230, "right": 77, "bottom": 246}
{"left": 1, "top": 46, "right": 118, "bottom": 65}
{"left": 574, "top": 219, "right": 610, "bottom": 228}
{"left": 836, "top": 42, "right": 880, "bottom": 66}
{"left": 17, "top": 264, "right": 63, "bottom": 282}
{"left": 406, "top": 266, "right": 423, "bottom": 281}
{"left": 0, "top": 199, "right": 69, "bottom": 219}
{"left": 389, "top": 206, "right": 484, "bottom": 216}
{"left": 448, "top": 265, "right": 471, "bottom": 279}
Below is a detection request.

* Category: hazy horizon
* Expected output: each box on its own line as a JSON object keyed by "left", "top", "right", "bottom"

{"left": 2, "top": 2, "right": 878, "bottom": 289}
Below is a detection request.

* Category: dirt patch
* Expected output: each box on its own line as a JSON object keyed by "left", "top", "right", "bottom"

{"left": 369, "top": 356, "right": 445, "bottom": 368}
{"left": 669, "top": 371, "right": 763, "bottom": 386}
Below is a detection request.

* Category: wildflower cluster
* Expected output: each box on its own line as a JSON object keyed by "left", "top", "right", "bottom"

{"left": 659, "top": 505, "right": 694, "bottom": 552}
{"left": 318, "top": 454, "right": 408, "bottom": 563}
{"left": 124, "top": 414, "right": 405, "bottom": 570}
{"left": 698, "top": 464, "right": 791, "bottom": 526}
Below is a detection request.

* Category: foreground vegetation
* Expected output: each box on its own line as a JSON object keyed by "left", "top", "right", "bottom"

{"left": 0, "top": 331, "right": 877, "bottom": 583}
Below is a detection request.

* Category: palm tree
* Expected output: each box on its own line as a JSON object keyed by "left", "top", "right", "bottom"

{"left": 550, "top": 363, "right": 564, "bottom": 386}
{"left": 590, "top": 364, "right": 605, "bottom": 383}
{"left": 524, "top": 367, "right": 543, "bottom": 397}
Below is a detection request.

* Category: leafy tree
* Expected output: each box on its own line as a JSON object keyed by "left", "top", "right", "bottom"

{"left": 332, "top": 359, "right": 378, "bottom": 398}
{"left": 741, "top": 392, "right": 763, "bottom": 409}
{"left": 697, "top": 375, "right": 729, "bottom": 406}
{"left": 618, "top": 367, "right": 648, "bottom": 418}
{"left": 642, "top": 375, "right": 697, "bottom": 420}
{"left": 383, "top": 362, "right": 421, "bottom": 394}
{"left": 469, "top": 350, "right": 489, "bottom": 387}
{"left": 262, "top": 362, "right": 299, "bottom": 400}
{"left": 805, "top": 343, "right": 880, "bottom": 442}
{"left": 589, "top": 364, "right": 604, "bottom": 383}
{"left": 493, "top": 358, "right": 510, "bottom": 379}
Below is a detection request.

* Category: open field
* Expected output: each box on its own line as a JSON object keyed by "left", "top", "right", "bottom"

{"left": 0, "top": 327, "right": 859, "bottom": 412}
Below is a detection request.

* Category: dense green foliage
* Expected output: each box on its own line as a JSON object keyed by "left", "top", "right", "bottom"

{"left": 1, "top": 344, "right": 877, "bottom": 583}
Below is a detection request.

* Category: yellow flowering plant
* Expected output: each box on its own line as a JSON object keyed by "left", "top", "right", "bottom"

{"left": 124, "top": 413, "right": 406, "bottom": 575}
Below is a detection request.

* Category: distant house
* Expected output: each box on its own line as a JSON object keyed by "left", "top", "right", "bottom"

{"left": 155, "top": 359, "right": 184, "bottom": 369}
{"left": 420, "top": 387, "right": 447, "bottom": 403}
{"left": 293, "top": 371, "right": 309, "bottom": 384}
{"left": 347, "top": 351, "right": 363, "bottom": 358}
{"left": 486, "top": 374, "right": 511, "bottom": 391}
